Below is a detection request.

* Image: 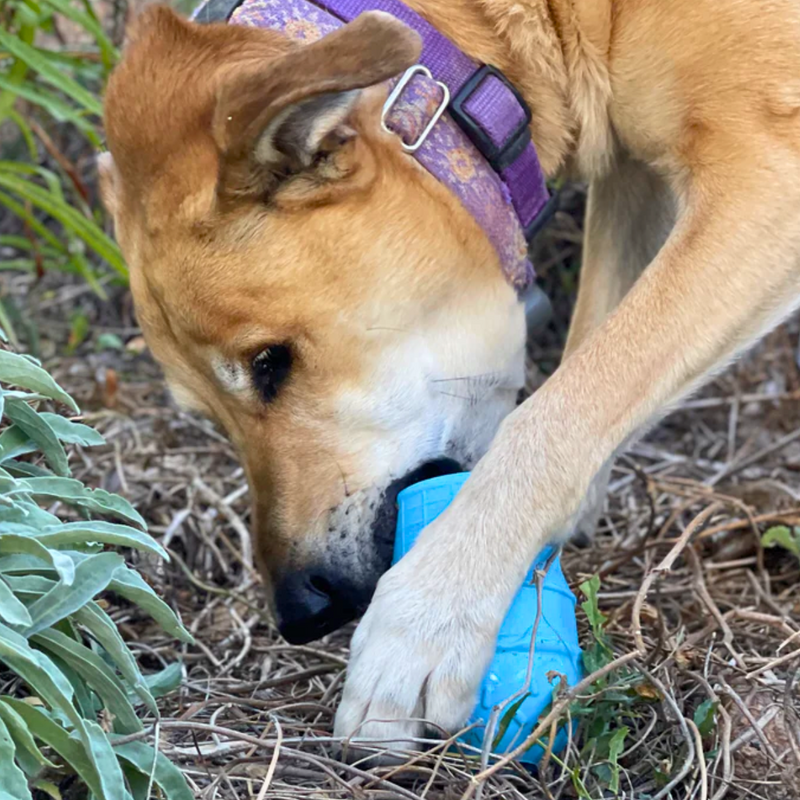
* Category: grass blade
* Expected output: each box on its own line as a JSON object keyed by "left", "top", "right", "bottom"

{"left": 0, "top": 168, "right": 126, "bottom": 276}
{"left": 0, "top": 75, "right": 102, "bottom": 146}
{"left": 0, "top": 191, "right": 69, "bottom": 253}
{"left": 0, "top": 29, "right": 102, "bottom": 117}
{"left": 40, "top": 0, "right": 117, "bottom": 69}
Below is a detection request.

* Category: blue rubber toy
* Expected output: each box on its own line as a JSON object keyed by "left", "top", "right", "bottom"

{"left": 394, "top": 472, "right": 583, "bottom": 764}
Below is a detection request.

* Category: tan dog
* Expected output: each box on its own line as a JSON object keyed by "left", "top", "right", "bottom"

{"left": 101, "top": 0, "right": 800, "bottom": 751}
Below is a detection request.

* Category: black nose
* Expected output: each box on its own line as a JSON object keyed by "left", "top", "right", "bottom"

{"left": 275, "top": 570, "right": 367, "bottom": 644}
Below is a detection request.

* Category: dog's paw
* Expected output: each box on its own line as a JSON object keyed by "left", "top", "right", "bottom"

{"left": 333, "top": 542, "right": 500, "bottom": 755}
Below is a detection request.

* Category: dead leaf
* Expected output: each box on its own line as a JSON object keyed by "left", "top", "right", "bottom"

{"left": 635, "top": 681, "right": 661, "bottom": 700}
{"left": 125, "top": 335, "right": 148, "bottom": 355}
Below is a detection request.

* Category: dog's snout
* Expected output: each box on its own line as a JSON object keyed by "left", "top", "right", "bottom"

{"left": 275, "top": 568, "right": 369, "bottom": 644}
{"left": 275, "top": 458, "right": 464, "bottom": 644}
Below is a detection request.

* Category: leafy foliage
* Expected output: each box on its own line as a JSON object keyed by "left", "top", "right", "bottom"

{"left": 570, "top": 575, "right": 645, "bottom": 798}
{"left": 578, "top": 574, "right": 612, "bottom": 673}
{"left": 761, "top": 524, "right": 800, "bottom": 561}
{"left": 693, "top": 698, "right": 718, "bottom": 738}
{"left": 0, "top": 338, "right": 193, "bottom": 800}
{"left": 0, "top": 0, "right": 125, "bottom": 303}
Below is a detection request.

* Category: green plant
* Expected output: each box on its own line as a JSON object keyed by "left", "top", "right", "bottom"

{"left": 0, "top": 331, "right": 193, "bottom": 800}
{"left": 568, "top": 575, "right": 642, "bottom": 798}
{"left": 0, "top": 0, "right": 125, "bottom": 295}
{"left": 762, "top": 524, "right": 800, "bottom": 561}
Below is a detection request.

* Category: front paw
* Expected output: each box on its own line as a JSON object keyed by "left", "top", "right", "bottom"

{"left": 333, "top": 551, "right": 500, "bottom": 756}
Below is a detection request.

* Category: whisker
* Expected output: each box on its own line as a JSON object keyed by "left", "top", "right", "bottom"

{"left": 334, "top": 459, "right": 351, "bottom": 498}
{"left": 317, "top": 445, "right": 354, "bottom": 500}
{"left": 435, "top": 390, "right": 475, "bottom": 401}
{"left": 365, "top": 326, "right": 425, "bottom": 339}
{"left": 431, "top": 372, "right": 499, "bottom": 384}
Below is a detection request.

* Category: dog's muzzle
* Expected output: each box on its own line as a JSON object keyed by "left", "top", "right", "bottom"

{"left": 275, "top": 457, "right": 462, "bottom": 643}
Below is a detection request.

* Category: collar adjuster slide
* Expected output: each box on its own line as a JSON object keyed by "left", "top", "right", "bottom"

{"left": 381, "top": 65, "right": 450, "bottom": 152}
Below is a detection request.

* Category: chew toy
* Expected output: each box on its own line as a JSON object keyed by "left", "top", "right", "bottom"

{"left": 394, "top": 472, "right": 583, "bottom": 764}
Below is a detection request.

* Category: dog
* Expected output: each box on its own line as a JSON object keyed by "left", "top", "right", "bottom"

{"left": 100, "top": 0, "right": 800, "bottom": 751}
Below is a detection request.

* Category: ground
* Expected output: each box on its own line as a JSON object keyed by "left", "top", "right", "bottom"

{"left": 4, "top": 181, "right": 800, "bottom": 799}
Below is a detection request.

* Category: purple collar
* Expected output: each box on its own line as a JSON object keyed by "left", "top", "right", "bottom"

{"left": 192, "top": 0, "right": 556, "bottom": 291}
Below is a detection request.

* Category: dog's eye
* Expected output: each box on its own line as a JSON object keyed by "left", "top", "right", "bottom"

{"left": 251, "top": 344, "right": 293, "bottom": 403}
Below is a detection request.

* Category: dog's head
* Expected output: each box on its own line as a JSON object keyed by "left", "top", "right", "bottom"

{"left": 101, "top": 6, "right": 527, "bottom": 642}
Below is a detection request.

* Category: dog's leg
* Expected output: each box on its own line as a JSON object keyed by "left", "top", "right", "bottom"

{"left": 565, "top": 150, "right": 676, "bottom": 541}
{"left": 335, "top": 162, "right": 800, "bottom": 748}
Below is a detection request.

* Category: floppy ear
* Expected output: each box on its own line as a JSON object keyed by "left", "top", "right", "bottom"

{"left": 213, "top": 11, "right": 420, "bottom": 194}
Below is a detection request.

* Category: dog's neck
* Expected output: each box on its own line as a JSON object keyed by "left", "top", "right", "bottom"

{"left": 399, "top": 0, "right": 613, "bottom": 178}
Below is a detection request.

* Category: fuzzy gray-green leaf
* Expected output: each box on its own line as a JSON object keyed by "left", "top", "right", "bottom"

{"left": 0, "top": 577, "right": 32, "bottom": 626}
{"left": 0, "top": 697, "right": 104, "bottom": 798}
{"left": 38, "top": 413, "right": 105, "bottom": 447}
{"left": 0, "top": 535, "right": 74, "bottom": 586}
{"left": 0, "top": 713, "right": 32, "bottom": 800}
{"left": 109, "top": 567, "right": 194, "bottom": 644}
{"left": 143, "top": 662, "right": 183, "bottom": 700}
{"left": 0, "top": 350, "right": 78, "bottom": 412}
{"left": 0, "top": 623, "right": 77, "bottom": 721}
{"left": 113, "top": 739, "right": 194, "bottom": 800}
{"left": 25, "top": 552, "right": 123, "bottom": 635}
{"left": 37, "top": 520, "right": 166, "bottom": 559}
{"left": 72, "top": 602, "right": 157, "bottom": 716}
{"left": 4, "top": 399, "right": 70, "bottom": 477}
{"left": 0, "top": 698, "right": 56, "bottom": 770}
{"left": 32, "top": 629, "right": 143, "bottom": 734}
{"left": 19, "top": 477, "right": 145, "bottom": 527}
{"left": 0, "top": 425, "right": 36, "bottom": 463}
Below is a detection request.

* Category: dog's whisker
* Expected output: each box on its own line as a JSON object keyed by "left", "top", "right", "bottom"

{"left": 431, "top": 372, "right": 499, "bottom": 384}
{"left": 365, "top": 326, "right": 425, "bottom": 339}
{"left": 335, "top": 459, "right": 351, "bottom": 498}
{"left": 434, "top": 390, "right": 475, "bottom": 402}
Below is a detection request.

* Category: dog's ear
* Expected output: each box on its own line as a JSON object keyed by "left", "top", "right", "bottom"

{"left": 213, "top": 11, "right": 420, "bottom": 196}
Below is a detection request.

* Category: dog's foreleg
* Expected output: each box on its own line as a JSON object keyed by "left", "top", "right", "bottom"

{"left": 334, "top": 168, "right": 800, "bottom": 746}
{"left": 562, "top": 150, "right": 676, "bottom": 541}
{"left": 493, "top": 171, "right": 800, "bottom": 558}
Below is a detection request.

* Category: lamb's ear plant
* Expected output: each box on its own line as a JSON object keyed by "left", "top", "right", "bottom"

{"left": 0, "top": 332, "right": 194, "bottom": 800}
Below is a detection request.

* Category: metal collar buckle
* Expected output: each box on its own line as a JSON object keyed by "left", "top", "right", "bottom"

{"left": 380, "top": 64, "right": 450, "bottom": 152}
